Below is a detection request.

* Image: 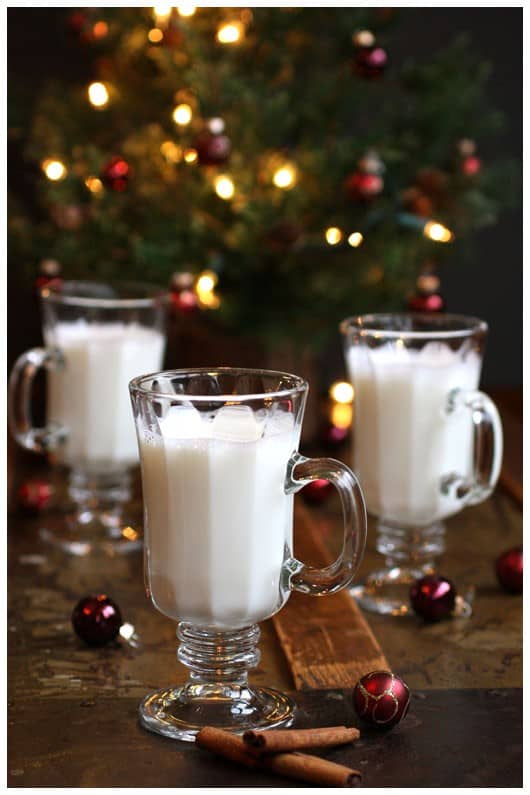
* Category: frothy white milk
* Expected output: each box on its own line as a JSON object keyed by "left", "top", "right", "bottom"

{"left": 138, "top": 406, "right": 297, "bottom": 628}
{"left": 346, "top": 341, "right": 481, "bottom": 525}
{"left": 46, "top": 322, "right": 165, "bottom": 471}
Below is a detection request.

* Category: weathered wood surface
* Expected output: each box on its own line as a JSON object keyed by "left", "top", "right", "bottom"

{"left": 8, "top": 688, "right": 522, "bottom": 787}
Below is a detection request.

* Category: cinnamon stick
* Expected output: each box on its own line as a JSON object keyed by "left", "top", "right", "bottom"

{"left": 195, "top": 727, "right": 362, "bottom": 787}
{"left": 243, "top": 726, "right": 360, "bottom": 753}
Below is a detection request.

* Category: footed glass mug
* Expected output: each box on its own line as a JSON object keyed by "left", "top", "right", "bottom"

{"left": 129, "top": 367, "right": 367, "bottom": 741}
{"left": 340, "top": 313, "right": 503, "bottom": 616}
{"left": 9, "top": 280, "right": 168, "bottom": 555}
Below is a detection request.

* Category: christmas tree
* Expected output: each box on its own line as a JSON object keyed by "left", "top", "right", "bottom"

{"left": 8, "top": 6, "right": 518, "bottom": 352}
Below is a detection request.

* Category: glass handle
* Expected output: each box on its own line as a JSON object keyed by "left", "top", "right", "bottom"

{"left": 441, "top": 388, "right": 503, "bottom": 506}
{"left": 284, "top": 452, "right": 367, "bottom": 595}
{"left": 8, "top": 346, "right": 67, "bottom": 454}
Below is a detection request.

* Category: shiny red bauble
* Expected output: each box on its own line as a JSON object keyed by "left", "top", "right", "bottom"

{"left": 410, "top": 574, "right": 456, "bottom": 622}
{"left": 17, "top": 480, "right": 54, "bottom": 513}
{"left": 353, "top": 671, "right": 410, "bottom": 729}
{"left": 495, "top": 547, "right": 523, "bottom": 594}
{"left": 408, "top": 292, "right": 445, "bottom": 313}
{"left": 101, "top": 156, "right": 130, "bottom": 192}
{"left": 345, "top": 171, "right": 384, "bottom": 201}
{"left": 301, "top": 478, "right": 334, "bottom": 505}
{"left": 354, "top": 45, "right": 388, "bottom": 79}
{"left": 194, "top": 131, "right": 231, "bottom": 166}
{"left": 72, "top": 595, "right": 123, "bottom": 646}
{"left": 461, "top": 156, "right": 482, "bottom": 176}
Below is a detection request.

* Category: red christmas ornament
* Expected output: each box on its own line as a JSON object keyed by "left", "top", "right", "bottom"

{"left": 35, "top": 259, "right": 62, "bottom": 293}
{"left": 72, "top": 595, "right": 123, "bottom": 646}
{"left": 301, "top": 478, "right": 334, "bottom": 505}
{"left": 410, "top": 574, "right": 456, "bottom": 622}
{"left": 461, "top": 156, "right": 482, "bottom": 177}
{"left": 17, "top": 480, "right": 54, "bottom": 513}
{"left": 345, "top": 171, "right": 384, "bottom": 202}
{"left": 194, "top": 131, "right": 231, "bottom": 166}
{"left": 354, "top": 45, "right": 388, "bottom": 79}
{"left": 101, "top": 156, "right": 130, "bottom": 192}
{"left": 321, "top": 423, "right": 349, "bottom": 448}
{"left": 495, "top": 546, "right": 523, "bottom": 594}
{"left": 170, "top": 271, "right": 199, "bottom": 315}
{"left": 353, "top": 671, "right": 410, "bottom": 729}
{"left": 408, "top": 274, "right": 445, "bottom": 313}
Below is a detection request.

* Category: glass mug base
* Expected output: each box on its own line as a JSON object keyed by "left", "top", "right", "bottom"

{"left": 350, "top": 563, "right": 435, "bottom": 616}
{"left": 139, "top": 684, "right": 295, "bottom": 742}
{"left": 38, "top": 517, "right": 143, "bottom": 557}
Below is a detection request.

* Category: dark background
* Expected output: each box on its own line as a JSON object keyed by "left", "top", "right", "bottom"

{"left": 7, "top": 7, "right": 522, "bottom": 387}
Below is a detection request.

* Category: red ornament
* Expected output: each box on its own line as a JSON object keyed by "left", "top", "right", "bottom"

{"left": 354, "top": 45, "right": 388, "bottom": 79}
{"left": 461, "top": 156, "right": 482, "bottom": 176}
{"left": 194, "top": 131, "right": 231, "bottom": 166}
{"left": 495, "top": 546, "right": 523, "bottom": 594}
{"left": 345, "top": 171, "right": 384, "bottom": 202}
{"left": 72, "top": 595, "right": 123, "bottom": 646}
{"left": 353, "top": 671, "right": 410, "bottom": 729}
{"left": 410, "top": 575, "right": 456, "bottom": 622}
{"left": 171, "top": 289, "right": 198, "bottom": 314}
{"left": 35, "top": 260, "right": 62, "bottom": 294}
{"left": 301, "top": 478, "right": 334, "bottom": 505}
{"left": 101, "top": 156, "right": 130, "bottom": 192}
{"left": 17, "top": 480, "right": 54, "bottom": 513}
{"left": 321, "top": 423, "right": 349, "bottom": 448}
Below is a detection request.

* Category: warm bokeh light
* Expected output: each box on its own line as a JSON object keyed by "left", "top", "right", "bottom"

{"left": 196, "top": 270, "right": 218, "bottom": 294}
{"left": 272, "top": 164, "right": 297, "bottom": 189}
{"left": 329, "top": 381, "right": 355, "bottom": 404}
{"left": 214, "top": 175, "right": 235, "bottom": 200}
{"left": 423, "top": 220, "right": 454, "bottom": 243}
{"left": 88, "top": 82, "right": 109, "bottom": 108}
{"left": 330, "top": 402, "right": 353, "bottom": 430}
{"left": 325, "top": 227, "right": 343, "bottom": 245}
{"left": 216, "top": 21, "right": 244, "bottom": 44}
{"left": 347, "top": 232, "right": 363, "bottom": 248}
{"left": 42, "top": 159, "right": 67, "bottom": 181}
{"left": 92, "top": 21, "right": 109, "bottom": 39}
{"left": 152, "top": 4, "right": 172, "bottom": 25}
{"left": 85, "top": 176, "right": 104, "bottom": 194}
{"left": 177, "top": 3, "right": 197, "bottom": 17}
{"left": 172, "top": 103, "right": 193, "bottom": 125}
{"left": 121, "top": 526, "right": 139, "bottom": 541}
{"left": 148, "top": 27, "right": 164, "bottom": 43}
{"left": 183, "top": 148, "right": 198, "bottom": 164}
{"left": 160, "top": 140, "right": 182, "bottom": 162}
{"left": 353, "top": 29, "right": 375, "bottom": 47}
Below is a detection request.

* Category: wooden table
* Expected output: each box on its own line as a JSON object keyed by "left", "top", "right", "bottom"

{"left": 7, "top": 408, "right": 522, "bottom": 787}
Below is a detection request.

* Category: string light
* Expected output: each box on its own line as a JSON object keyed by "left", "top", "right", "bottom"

{"left": 172, "top": 103, "right": 193, "bottom": 126}
{"left": 216, "top": 21, "right": 244, "bottom": 44}
{"left": 152, "top": 4, "right": 172, "bottom": 27}
{"left": 423, "top": 220, "right": 454, "bottom": 243}
{"left": 272, "top": 164, "right": 297, "bottom": 189}
{"left": 329, "top": 381, "right": 355, "bottom": 404}
{"left": 214, "top": 175, "right": 235, "bottom": 200}
{"left": 42, "top": 159, "right": 67, "bottom": 181}
{"left": 177, "top": 3, "right": 196, "bottom": 17}
{"left": 183, "top": 148, "right": 198, "bottom": 164}
{"left": 347, "top": 232, "right": 363, "bottom": 248}
{"left": 353, "top": 29, "right": 375, "bottom": 47}
{"left": 88, "top": 82, "right": 109, "bottom": 108}
{"left": 325, "top": 227, "right": 343, "bottom": 245}
{"left": 85, "top": 176, "right": 104, "bottom": 194}
{"left": 148, "top": 28, "right": 164, "bottom": 43}
{"left": 330, "top": 402, "right": 353, "bottom": 430}
{"left": 160, "top": 141, "right": 182, "bottom": 163}
{"left": 92, "top": 20, "right": 108, "bottom": 39}
{"left": 196, "top": 270, "right": 220, "bottom": 309}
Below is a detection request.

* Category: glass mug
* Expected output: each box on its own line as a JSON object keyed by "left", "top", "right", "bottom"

{"left": 129, "top": 367, "right": 367, "bottom": 740}
{"left": 8, "top": 280, "right": 168, "bottom": 555}
{"left": 340, "top": 313, "right": 503, "bottom": 616}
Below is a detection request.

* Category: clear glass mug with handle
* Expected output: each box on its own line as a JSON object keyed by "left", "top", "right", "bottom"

{"left": 340, "top": 313, "right": 503, "bottom": 616}
{"left": 8, "top": 280, "right": 168, "bottom": 555}
{"left": 129, "top": 367, "right": 367, "bottom": 741}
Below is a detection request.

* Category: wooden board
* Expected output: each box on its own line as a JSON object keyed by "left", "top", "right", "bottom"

{"left": 272, "top": 503, "right": 389, "bottom": 690}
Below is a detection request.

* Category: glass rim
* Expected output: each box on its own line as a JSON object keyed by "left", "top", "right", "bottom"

{"left": 129, "top": 367, "right": 308, "bottom": 402}
{"left": 40, "top": 279, "right": 170, "bottom": 309}
{"left": 339, "top": 312, "right": 488, "bottom": 340}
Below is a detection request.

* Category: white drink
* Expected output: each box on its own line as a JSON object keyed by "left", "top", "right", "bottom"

{"left": 138, "top": 406, "right": 297, "bottom": 628}
{"left": 46, "top": 322, "right": 165, "bottom": 471}
{"left": 346, "top": 341, "right": 482, "bottom": 526}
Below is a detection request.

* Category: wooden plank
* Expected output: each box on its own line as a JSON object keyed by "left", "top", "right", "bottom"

{"left": 272, "top": 503, "right": 389, "bottom": 690}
